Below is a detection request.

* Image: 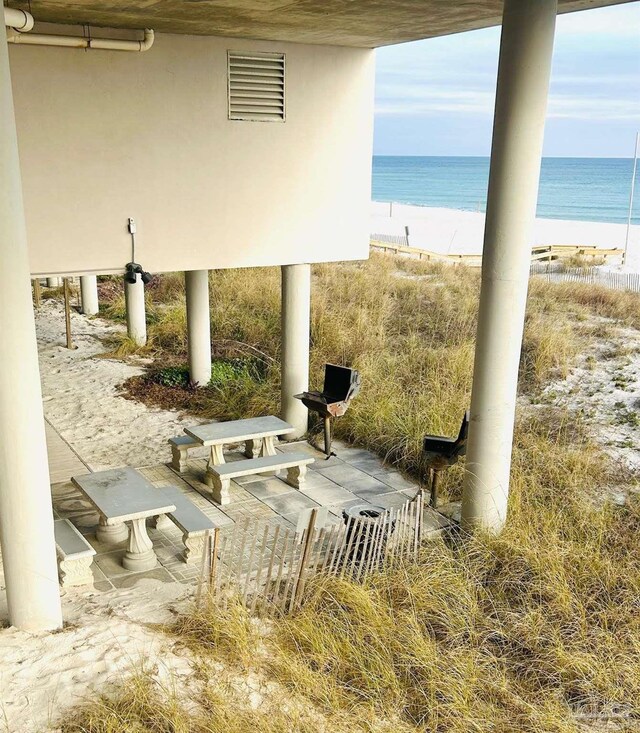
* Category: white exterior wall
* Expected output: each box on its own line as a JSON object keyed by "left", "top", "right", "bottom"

{"left": 9, "top": 33, "right": 375, "bottom": 276}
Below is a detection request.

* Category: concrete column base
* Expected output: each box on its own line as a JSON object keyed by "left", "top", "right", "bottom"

{"left": 80, "top": 275, "right": 99, "bottom": 315}
{"left": 281, "top": 264, "right": 311, "bottom": 439}
{"left": 124, "top": 274, "right": 147, "bottom": 346}
{"left": 185, "top": 270, "right": 212, "bottom": 386}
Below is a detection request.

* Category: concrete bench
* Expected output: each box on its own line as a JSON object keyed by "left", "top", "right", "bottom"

{"left": 206, "top": 452, "right": 315, "bottom": 504}
{"left": 168, "top": 435, "right": 201, "bottom": 473}
{"left": 158, "top": 486, "right": 217, "bottom": 564}
{"left": 54, "top": 518, "right": 96, "bottom": 587}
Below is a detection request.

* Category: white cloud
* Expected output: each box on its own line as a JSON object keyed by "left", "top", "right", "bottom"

{"left": 547, "top": 93, "right": 640, "bottom": 120}
{"left": 556, "top": 3, "right": 640, "bottom": 36}
{"left": 373, "top": 2, "right": 640, "bottom": 154}
{"left": 375, "top": 87, "right": 495, "bottom": 115}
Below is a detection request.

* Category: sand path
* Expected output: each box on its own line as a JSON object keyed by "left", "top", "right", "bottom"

{"left": 0, "top": 301, "right": 203, "bottom": 733}
{"left": 36, "top": 299, "right": 200, "bottom": 472}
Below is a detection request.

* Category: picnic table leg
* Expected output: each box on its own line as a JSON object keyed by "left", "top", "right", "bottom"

{"left": 122, "top": 517, "right": 157, "bottom": 571}
{"left": 244, "top": 438, "right": 262, "bottom": 459}
{"left": 209, "top": 444, "right": 225, "bottom": 466}
{"left": 205, "top": 444, "right": 226, "bottom": 488}
{"left": 261, "top": 435, "right": 279, "bottom": 476}
{"left": 96, "top": 517, "right": 129, "bottom": 545}
{"left": 149, "top": 514, "right": 173, "bottom": 531}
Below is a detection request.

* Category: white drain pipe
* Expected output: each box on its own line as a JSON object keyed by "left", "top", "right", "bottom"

{"left": 4, "top": 7, "right": 34, "bottom": 32}
{"left": 7, "top": 27, "right": 154, "bottom": 51}
{"left": 4, "top": 8, "right": 154, "bottom": 52}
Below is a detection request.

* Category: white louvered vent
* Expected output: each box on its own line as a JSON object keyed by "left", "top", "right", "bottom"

{"left": 228, "top": 51, "right": 285, "bottom": 122}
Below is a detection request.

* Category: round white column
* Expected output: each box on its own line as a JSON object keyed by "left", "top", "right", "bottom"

{"left": 185, "top": 270, "right": 212, "bottom": 387}
{"left": 461, "top": 0, "right": 557, "bottom": 532}
{"left": 0, "top": 29, "right": 63, "bottom": 631}
{"left": 80, "top": 275, "right": 99, "bottom": 315}
{"left": 124, "top": 274, "right": 147, "bottom": 346}
{"left": 46, "top": 277, "right": 61, "bottom": 287}
{"left": 281, "top": 264, "right": 311, "bottom": 439}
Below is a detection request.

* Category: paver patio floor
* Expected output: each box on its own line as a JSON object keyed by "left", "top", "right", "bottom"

{"left": 2, "top": 423, "right": 452, "bottom": 597}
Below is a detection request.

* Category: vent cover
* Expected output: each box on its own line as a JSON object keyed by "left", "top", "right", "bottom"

{"left": 228, "top": 52, "right": 285, "bottom": 122}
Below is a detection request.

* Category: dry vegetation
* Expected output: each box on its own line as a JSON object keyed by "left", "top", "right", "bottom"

{"left": 62, "top": 255, "right": 640, "bottom": 732}
{"left": 101, "top": 253, "right": 640, "bottom": 496}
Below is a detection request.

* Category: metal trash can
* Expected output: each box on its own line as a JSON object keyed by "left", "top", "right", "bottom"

{"left": 341, "top": 504, "right": 395, "bottom": 568}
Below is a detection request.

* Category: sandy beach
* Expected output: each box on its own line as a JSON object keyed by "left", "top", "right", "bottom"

{"left": 371, "top": 202, "right": 640, "bottom": 270}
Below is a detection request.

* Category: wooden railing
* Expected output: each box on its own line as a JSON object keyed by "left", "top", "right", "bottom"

{"left": 370, "top": 237, "right": 623, "bottom": 266}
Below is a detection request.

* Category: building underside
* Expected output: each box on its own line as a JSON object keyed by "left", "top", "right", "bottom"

{"left": 5, "top": 0, "right": 635, "bottom": 46}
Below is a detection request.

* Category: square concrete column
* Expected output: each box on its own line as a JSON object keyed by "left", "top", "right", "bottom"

{"left": 125, "top": 274, "right": 147, "bottom": 346}
{"left": 0, "top": 28, "right": 63, "bottom": 631}
{"left": 281, "top": 264, "right": 311, "bottom": 439}
{"left": 461, "top": 0, "right": 557, "bottom": 532}
{"left": 185, "top": 269, "right": 212, "bottom": 386}
{"left": 80, "top": 275, "right": 99, "bottom": 315}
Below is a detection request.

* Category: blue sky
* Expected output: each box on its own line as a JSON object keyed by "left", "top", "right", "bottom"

{"left": 373, "top": 2, "right": 640, "bottom": 158}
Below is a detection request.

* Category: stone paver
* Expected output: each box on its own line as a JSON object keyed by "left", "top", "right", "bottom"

{"left": 1, "top": 430, "right": 452, "bottom": 599}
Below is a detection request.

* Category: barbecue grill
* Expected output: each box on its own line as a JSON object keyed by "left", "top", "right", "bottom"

{"left": 295, "top": 363, "right": 361, "bottom": 456}
{"left": 423, "top": 411, "right": 469, "bottom": 508}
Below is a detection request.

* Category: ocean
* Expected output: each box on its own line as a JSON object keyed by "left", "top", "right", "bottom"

{"left": 372, "top": 156, "right": 638, "bottom": 225}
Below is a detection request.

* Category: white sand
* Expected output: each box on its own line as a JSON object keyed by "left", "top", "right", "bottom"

{"left": 1, "top": 582, "right": 194, "bottom": 733}
{"left": 36, "top": 300, "right": 207, "bottom": 472}
{"left": 0, "top": 301, "right": 209, "bottom": 732}
{"left": 371, "top": 202, "right": 640, "bottom": 270}
{"left": 536, "top": 322, "right": 640, "bottom": 492}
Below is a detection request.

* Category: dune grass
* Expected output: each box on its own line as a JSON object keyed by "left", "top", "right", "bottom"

{"left": 59, "top": 256, "right": 640, "bottom": 732}
{"left": 99, "top": 254, "right": 618, "bottom": 497}
{"left": 64, "top": 416, "right": 640, "bottom": 732}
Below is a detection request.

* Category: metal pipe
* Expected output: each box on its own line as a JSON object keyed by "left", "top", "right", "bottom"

{"left": 323, "top": 416, "right": 332, "bottom": 457}
{"left": 623, "top": 132, "right": 639, "bottom": 267}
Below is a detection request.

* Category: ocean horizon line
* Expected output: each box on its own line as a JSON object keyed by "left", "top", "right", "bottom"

{"left": 372, "top": 156, "right": 637, "bottom": 225}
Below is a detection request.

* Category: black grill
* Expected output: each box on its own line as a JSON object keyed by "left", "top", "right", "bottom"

{"left": 423, "top": 411, "right": 469, "bottom": 507}
{"left": 295, "top": 364, "right": 361, "bottom": 456}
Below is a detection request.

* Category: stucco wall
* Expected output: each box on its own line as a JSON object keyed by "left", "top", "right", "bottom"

{"left": 9, "top": 32, "right": 374, "bottom": 276}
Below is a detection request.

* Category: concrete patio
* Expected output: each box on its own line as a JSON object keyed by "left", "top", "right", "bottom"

{"left": 17, "top": 421, "right": 451, "bottom": 596}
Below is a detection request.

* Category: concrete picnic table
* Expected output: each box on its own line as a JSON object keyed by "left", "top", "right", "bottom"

{"left": 184, "top": 415, "right": 295, "bottom": 490}
{"left": 71, "top": 467, "right": 176, "bottom": 572}
{"left": 185, "top": 415, "right": 294, "bottom": 463}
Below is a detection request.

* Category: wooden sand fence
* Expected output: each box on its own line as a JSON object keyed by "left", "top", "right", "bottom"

{"left": 529, "top": 262, "right": 640, "bottom": 293}
{"left": 198, "top": 493, "right": 426, "bottom": 616}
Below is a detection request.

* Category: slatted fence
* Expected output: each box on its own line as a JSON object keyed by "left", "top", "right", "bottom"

{"left": 530, "top": 263, "right": 640, "bottom": 293}
{"left": 198, "top": 493, "right": 426, "bottom": 615}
